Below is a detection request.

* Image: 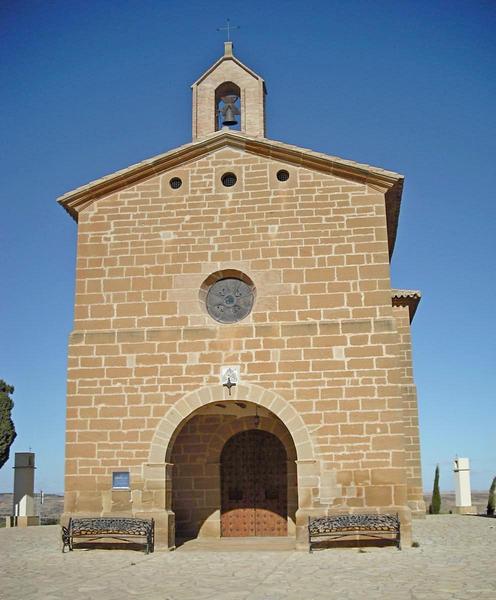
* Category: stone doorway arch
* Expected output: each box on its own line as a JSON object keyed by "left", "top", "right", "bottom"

{"left": 148, "top": 383, "right": 314, "bottom": 464}
{"left": 144, "top": 383, "right": 316, "bottom": 549}
{"left": 169, "top": 403, "right": 298, "bottom": 545}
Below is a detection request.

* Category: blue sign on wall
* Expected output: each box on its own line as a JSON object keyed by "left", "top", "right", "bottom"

{"left": 112, "top": 471, "right": 130, "bottom": 489}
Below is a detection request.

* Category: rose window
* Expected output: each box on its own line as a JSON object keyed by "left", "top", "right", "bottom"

{"left": 206, "top": 278, "right": 254, "bottom": 323}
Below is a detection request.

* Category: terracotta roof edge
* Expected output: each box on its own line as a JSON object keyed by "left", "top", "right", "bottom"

{"left": 391, "top": 289, "right": 422, "bottom": 323}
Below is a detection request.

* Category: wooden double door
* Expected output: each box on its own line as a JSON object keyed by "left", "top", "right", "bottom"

{"left": 220, "top": 429, "right": 288, "bottom": 537}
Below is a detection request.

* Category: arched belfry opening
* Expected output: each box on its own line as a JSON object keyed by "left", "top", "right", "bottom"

{"left": 215, "top": 81, "right": 241, "bottom": 131}
{"left": 191, "top": 41, "right": 266, "bottom": 140}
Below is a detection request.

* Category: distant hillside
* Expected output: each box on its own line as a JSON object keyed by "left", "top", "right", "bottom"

{"left": 1, "top": 491, "right": 491, "bottom": 523}
{"left": 423, "top": 491, "right": 489, "bottom": 513}
{"left": 0, "top": 493, "right": 63, "bottom": 523}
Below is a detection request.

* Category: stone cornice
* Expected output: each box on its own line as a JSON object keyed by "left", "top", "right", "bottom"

{"left": 57, "top": 130, "right": 404, "bottom": 257}
{"left": 392, "top": 289, "right": 421, "bottom": 323}
{"left": 68, "top": 317, "right": 399, "bottom": 344}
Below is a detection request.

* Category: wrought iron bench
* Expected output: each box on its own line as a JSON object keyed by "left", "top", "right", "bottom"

{"left": 308, "top": 513, "right": 401, "bottom": 552}
{"left": 61, "top": 517, "right": 154, "bottom": 554}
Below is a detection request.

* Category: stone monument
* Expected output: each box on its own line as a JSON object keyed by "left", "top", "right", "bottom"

{"left": 5, "top": 452, "right": 40, "bottom": 527}
{"left": 453, "top": 457, "right": 477, "bottom": 514}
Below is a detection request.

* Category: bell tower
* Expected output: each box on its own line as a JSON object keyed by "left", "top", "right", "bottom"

{"left": 191, "top": 42, "right": 267, "bottom": 141}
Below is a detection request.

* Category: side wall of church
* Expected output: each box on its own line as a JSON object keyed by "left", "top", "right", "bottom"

{"left": 64, "top": 147, "right": 415, "bottom": 543}
{"left": 392, "top": 304, "right": 425, "bottom": 516}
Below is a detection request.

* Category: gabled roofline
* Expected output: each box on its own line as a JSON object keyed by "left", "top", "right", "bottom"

{"left": 57, "top": 130, "right": 404, "bottom": 257}
{"left": 392, "top": 289, "right": 421, "bottom": 323}
{"left": 191, "top": 42, "right": 265, "bottom": 88}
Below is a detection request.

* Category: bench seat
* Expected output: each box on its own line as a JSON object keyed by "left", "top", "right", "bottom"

{"left": 308, "top": 513, "right": 401, "bottom": 551}
{"left": 61, "top": 517, "right": 154, "bottom": 554}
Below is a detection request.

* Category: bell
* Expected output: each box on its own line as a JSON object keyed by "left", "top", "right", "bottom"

{"left": 222, "top": 105, "right": 238, "bottom": 126}
{"left": 220, "top": 95, "right": 240, "bottom": 126}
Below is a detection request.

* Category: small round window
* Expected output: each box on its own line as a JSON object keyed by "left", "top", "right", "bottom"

{"left": 206, "top": 277, "right": 254, "bottom": 323}
{"left": 169, "top": 177, "right": 182, "bottom": 189}
{"left": 276, "top": 169, "right": 290, "bottom": 182}
{"left": 221, "top": 172, "right": 237, "bottom": 187}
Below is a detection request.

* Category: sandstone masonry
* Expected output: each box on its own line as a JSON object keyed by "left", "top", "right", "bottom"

{"left": 59, "top": 42, "right": 424, "bottom": 549}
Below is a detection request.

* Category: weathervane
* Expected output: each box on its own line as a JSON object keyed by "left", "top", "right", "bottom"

{"left": 217, "top": 18, "right": 239, "bottom": 42}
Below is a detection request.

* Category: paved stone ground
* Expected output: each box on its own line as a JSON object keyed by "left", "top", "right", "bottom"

{"left": 1, "top": 516, "right": 495, "bottom": 599}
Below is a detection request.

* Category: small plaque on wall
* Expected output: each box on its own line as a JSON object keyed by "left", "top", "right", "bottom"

{"left": 112, "top": 472, "right": 130, "bottom": 489}
{"left": 220, "top": 366, "right": 240, "bottom": 385}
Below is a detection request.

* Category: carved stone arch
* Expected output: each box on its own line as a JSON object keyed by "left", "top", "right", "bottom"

{"left": 205, "top": 415, "right": 297, "bottom": 465}
{"left": 148, "top": 383, "right": 314, "bottom": 464}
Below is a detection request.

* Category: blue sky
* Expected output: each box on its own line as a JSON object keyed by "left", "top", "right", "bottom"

{"left": 1, "top": 0, "right": 494, "bottom": 494}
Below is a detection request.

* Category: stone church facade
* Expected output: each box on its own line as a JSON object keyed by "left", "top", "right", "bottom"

{"left": 59, "top": 43, "right": 424, "bottom": 549}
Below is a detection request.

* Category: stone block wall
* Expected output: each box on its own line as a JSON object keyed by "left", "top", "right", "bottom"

{"left": 171, "top": 414, "right": 229, "bottom": 540}
{"left": 64, "top": 147, "right": 418, "bottom": 546}
{"left": 393, "top": 304, "right": 425, "bottom": 516}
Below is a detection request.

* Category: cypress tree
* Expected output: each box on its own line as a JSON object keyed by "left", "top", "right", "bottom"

{"left": 487, "top": 476, "right": 496, "bottom": 516}
{"left": 429, "top": 465, "right": 441, "bottom": 514}
{"left": 0, "top": 380, "right": 16, "bottom": 469}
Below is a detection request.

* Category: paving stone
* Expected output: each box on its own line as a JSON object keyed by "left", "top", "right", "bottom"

{"left": 1, "top": 516, "right": 495, "bottom": 599}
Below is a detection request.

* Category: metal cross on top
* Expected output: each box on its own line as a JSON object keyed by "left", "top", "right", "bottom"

{"left": 217, "top": 19, "right": 239, "bottom": 41}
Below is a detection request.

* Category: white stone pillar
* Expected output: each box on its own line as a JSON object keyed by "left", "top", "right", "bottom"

{"left": 13, "top": 453, "right": 36, "bottom": 515}
{"left": 10, "top": 452, "right": 40, "bottom": 526}
{"left": 453, "top": 457, "right": 477, "bottom": 514}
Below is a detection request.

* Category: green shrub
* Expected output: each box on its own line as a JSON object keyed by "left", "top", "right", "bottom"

{"left": 487, "top": 476, "right": 496, "bottom": 516}
{"left": 429, "top": 465, "right": 441, "bottom": 514}
{"left": 0, "top": 380, "right": 16, "bottom": 469}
